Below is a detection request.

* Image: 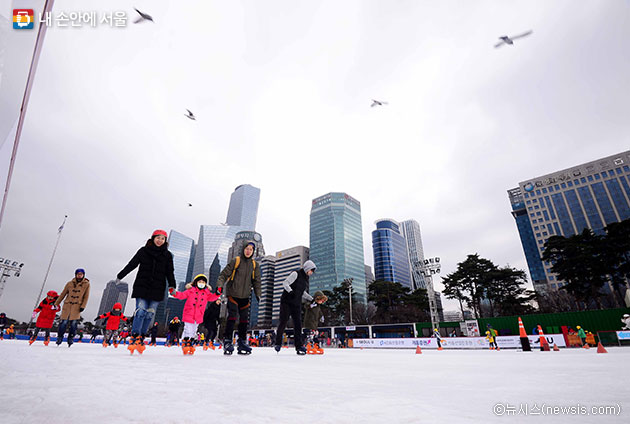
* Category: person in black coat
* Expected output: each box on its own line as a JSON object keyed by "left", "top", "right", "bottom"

{"left": 203, "top": 298, "right": 222, "bottom": 346}
{"left": 117, "top": 229, "right": 176, "bottom": 343}
{"left": 148, "top": 321, "right": 159, "bottom": 345}
{"left": 274, "top": 260, "right": 317, "bottom": 355}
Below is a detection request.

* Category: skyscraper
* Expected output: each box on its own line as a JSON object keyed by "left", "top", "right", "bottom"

{"left": 226, "top": 184, "right": 261, "bottom": 230}
{"left": 272, "top": 246, "right": 309, "bottom": 325}
{"left": 156, "top": 230, "right": 195, "bottom": 325}
{"left": 309, "top": 192, "right": 367, "bottom": 304}
{"left": 509, "top": 150, "right": 630, "bottom": 292}
{"left": 97, "top": 280, "right": 129, "bottom": 317}
{"left": 256, "top": 255, "right": 276, "bottom": 328}
{"left": 400, "top": 219, "right": 426, "bottom": 290}
{"left": 365, "top": 265, "right": 375, "bottom": 286}
{"left": 372, "top": 219, "right": 413, "bottom": 289}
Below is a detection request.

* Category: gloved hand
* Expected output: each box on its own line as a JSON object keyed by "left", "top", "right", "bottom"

{"left": 169, "top": 287, "right": 175, "bottom": 295}
{"left": 215, "top": 287, "right": 222, "bottom": 295}
{"left": 79, "top": 308, "right": 85, "bottom": 312}
{"left": 31, "top": 311, "right": 38, "bottom": 319}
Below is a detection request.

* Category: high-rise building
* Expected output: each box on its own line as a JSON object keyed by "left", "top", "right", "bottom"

{"left": 191, "top": 225, "right": 243, "bottom": 286}
{"left": 434, "top": 292, "right": 444, "bottom": 322}
{"left": 256, "top": 255, "right": 276, "bottom": 328}
{"left": 156, "top": 230, "right": 195, "bottom": 325}
{"left": 97, "top": 280, "right": 129, "bottom": 317}
{"left": 400, "top": 219, "right": 426, "bottom": 291}
{"left": 227, "top": 231, "right": 265, "bottom": 262}
{"left": 309, "top": 193, "right": 367, "bottom": 304}
{"left": 226, "top": 184, "right": 260, "bottom": 230}
{"left": 372, "top": 219, "right": 413, "bottom": 289}
{"left": 509, "top": 150, "right": 630, "bottom": 292}
{"left": 272, "top": 246, "right": 309, "bottom": 325}
{"left": 365, "top": 265, "right": 375, "bottom": 286}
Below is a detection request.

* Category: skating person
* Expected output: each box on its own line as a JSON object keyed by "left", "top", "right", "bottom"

{"left": 54, "top": 269, "right": 90, "bottom": 347}
{"left": 30, "top": 291, "right": 60, "bottom": 345}
{"left": 6, "top": 324, "right": 15, "bottom": 339}
{"left": 577, "top": 326, "right": 587, "bottom": 347}
{"left": 89, "top": 327, "right": 101, "bottom": 343}
{"left": 117, "top": 229, "right": 176, "bottom": 352}
{"left": 216, "top": 241, "right": 261, "bottom": 355}
{"left": 0, "top": 312, "right": 6, "bottom": 339}
{"left": 303, "top": 290, "right": 327, "bottom": 354}
{"left": 95, "top": 302, "right": 128, "bottom": 347}
{"left": 274, "top": 260, "right": 317, "bottom": 355}
{"left": 485, "top": 324, "right": 499, "bottom": 350}
{"left": 119, "top": 328, "right": 129, "bottom": 344}
{"left": 168, "top": 317, "right": 182, "bottom": 346}
{"left": 170, "top": 274, "right": 219, "bottom": 355}
{"left": 202, "top": 298, "right": 221, "bottom": 349}
{"left": 148, "top": 322, "right": 159, "bottom": 346}
{"left": 433, "top": 328, "right": 443, "bottom": 350}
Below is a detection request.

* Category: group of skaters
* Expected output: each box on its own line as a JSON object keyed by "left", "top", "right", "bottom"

{"left": 26, "top": 229, "right": 328, "bottom": 356}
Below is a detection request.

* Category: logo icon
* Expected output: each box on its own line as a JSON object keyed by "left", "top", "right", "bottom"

{"left": 523, "top": 182, "right": 535, "bottom": 192}
{"left": 13, "top": 9, "right": 34, "bottom": 29}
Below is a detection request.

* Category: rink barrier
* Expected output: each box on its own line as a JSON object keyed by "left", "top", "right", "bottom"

{"left": 352, "top": 334, "right": 568, "bottom": 349}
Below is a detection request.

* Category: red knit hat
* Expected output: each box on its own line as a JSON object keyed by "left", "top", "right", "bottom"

{"left": 113, "top": 302, "right": 122, "bottom": 310}
{"left": 152, "top": 229, "right": 167, "bottom": 238}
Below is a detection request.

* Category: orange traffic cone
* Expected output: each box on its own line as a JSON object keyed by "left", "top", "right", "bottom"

{"left": 537, "top": 325, "right": 550, "bottom": 351}
{"left": 596, "top": 342, "right": 607, "bottom": 353}
{"left": 415, "top": 346, "right": 422, "bottom": 354}
{"left": 553, "top": 343, "right": 559, "bottom": 351}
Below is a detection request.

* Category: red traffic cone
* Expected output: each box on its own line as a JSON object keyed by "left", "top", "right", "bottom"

{"left": 553, "top": 343, "right": 559, "bottom": 351}
{"left": 415, "top": 346, "right": 422, "bottom": 354}
{"left": 596, "top": 342, "right": 608, "bottom": 354}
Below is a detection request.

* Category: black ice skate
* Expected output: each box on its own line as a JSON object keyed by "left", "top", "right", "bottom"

{"left": 237, "top": 339, "right": 252, "bottom": 355}
{"left": 274, "top": 344, "right": 281, "bottom": 353}
{"left": 296, "top": 345, "right": 307, "bottom": 355}
{"left": 223, "top": 340, "right": 234, "bottom": 355}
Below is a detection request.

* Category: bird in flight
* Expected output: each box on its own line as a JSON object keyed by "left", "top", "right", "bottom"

{"left": 371, "top": 99, "right": 388, "bottom": 107}
{"left": 494, "top": 30, "right": 532, "bottom": 48}
{"left": 188, "top": 203, "right": 193, "bottom": 207}
{"left": 185, "top": 109, "right": 196, "bottom": 120}
{"left": 133, "top": 8, "right": 154, "bottom": 24}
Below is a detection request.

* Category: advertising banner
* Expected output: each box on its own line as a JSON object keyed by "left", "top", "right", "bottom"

{"left": 352, "top": 334, "right": 567, "bottom": 349}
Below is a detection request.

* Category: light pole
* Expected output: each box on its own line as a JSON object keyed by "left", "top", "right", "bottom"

{"left": 344, "top": 278, "right": 354, "bottom": 325}
{"left": 419, "top": 257, "right": 442, "bottom": 333}
{"left": 0, "top": 259, "right": 24, "bottom": 301}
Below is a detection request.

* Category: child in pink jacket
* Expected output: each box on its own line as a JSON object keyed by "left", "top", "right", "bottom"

{"left": 169, "top": 274, "right": 219, "bottom": 355}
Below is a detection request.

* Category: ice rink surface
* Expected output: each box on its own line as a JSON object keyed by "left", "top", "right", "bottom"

{"left": 1, "top": 340, "right": 628, "bottom": 424}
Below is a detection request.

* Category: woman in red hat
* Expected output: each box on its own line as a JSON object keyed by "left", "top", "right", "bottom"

{"left": 117, "top": 229, "right": 176, "bottom": 350}
{"left": 30, "top": 290, "right": 60, "bottom": 345}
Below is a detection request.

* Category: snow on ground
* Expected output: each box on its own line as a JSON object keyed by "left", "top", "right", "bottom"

{"left": 1, "top": 340, "right": 628, "bottom": 424}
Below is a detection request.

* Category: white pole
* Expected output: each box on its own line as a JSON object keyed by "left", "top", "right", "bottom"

{"left": 0, "top": 0, "right": 56, "bottom": 231}
{"left": 28, "top": 215, "right": 67, "bottom": 328}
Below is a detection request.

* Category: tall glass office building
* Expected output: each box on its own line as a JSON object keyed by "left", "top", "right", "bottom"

{"left": 400, "top": 219, "right": 426, "bottom": 290}
{"left": 191, "top": 225, "right": 243, "bottom": 287}
{"left": 97, "top": 280, "right": 129, "bottom": 317}
{"left": 509, "top": 150, "right": 630, "bottom": 292}
{"left": 257, "top": 255, "right": 276, "bottom": 328}
{"left": 226, "top": 184, "right": 260, "bottom": 230}
{"left": 155, "top": 230, "right": 195, "bottom": 325}
{"left": 309, "top": 193, "right": 367, "bottom": 304}
{"left": 372, "top": 219, "right": 413, "bottom": 289}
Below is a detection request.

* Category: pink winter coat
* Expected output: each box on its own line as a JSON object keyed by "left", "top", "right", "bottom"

{"left": 173, "top": 286, "right": 220, "bottom": 324}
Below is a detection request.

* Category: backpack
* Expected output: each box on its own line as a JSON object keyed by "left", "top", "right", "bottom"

{"left": 229, "top": 256, "right": 257, "bottom": 281}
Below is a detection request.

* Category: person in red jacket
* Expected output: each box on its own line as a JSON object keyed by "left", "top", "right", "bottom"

{"left": 170, "top": 274, "right": 219, "bottom": 355}
{"left": 95, "top": 302, "right": 128, "bottom": 347}
{"left": 30, "top": 291, "right": 60, "bottom": 345}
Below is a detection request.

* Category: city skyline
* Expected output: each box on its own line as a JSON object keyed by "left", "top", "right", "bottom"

{"left": 0, "top": 1, "right": 628, "bottom": 321}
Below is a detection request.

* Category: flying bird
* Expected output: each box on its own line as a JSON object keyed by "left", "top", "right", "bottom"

{"left": 133, "top": 8, "right": 154, "bottom": 24}
{"left": 188, "top": 203, "right": 193, "bottom": 207}
{"left": 494, "top": 30, "right": 532, "bottom": 48}
{"left": 371, "top": 99, "right": 388, "bottom": 107}
{"left": 185, "top": 109, "right": 196, "bottom": 120}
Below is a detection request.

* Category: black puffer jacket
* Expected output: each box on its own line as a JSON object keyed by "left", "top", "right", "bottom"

{"left": 118, "top": 240, "right": 176, "bottom": 301}
{"left": 280, "top": 269, "right": 310, "bottom": 306}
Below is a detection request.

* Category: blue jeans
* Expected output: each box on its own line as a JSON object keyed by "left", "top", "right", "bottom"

{"left": 57, "top": 319, "right": 78, "bottom": 343}
{"left": 131, "top": 298, "right": 160, "bottom": 336}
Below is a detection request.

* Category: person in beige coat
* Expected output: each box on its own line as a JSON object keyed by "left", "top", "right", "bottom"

{"left": 54, "top": 268, "right": 90, "bottom": 346}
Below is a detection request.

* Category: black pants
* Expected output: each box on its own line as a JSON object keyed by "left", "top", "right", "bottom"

{"left": 275, "top": 301, "right": 303, "bottom": 348}
{"left": 203, "top": 307, "right": 220, "bottom": 342}
{"left": 30, "top": 327, "right": 51, "bottom": 340}
{"left": 225, "top": 297, "right": 250, "bottom": 341}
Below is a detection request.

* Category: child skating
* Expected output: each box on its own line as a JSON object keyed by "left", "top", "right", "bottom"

{"left": 95, "top": 302, "right": 128, "bottom": 348}
{"left": 170, "top": 274, "right": 219, "bottom": 355}
{"left": 29, "top": 290, "right": 60, "bottom": 346}
{"left": 303, "top": 290, "right": 327, "bottom": 354}
{"left": 485, "top": 324, "right": 499, "bottom": 350}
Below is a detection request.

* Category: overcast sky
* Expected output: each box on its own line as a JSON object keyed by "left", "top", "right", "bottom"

{"left": 0, "top": 0, "right": 628, "bottom": 322}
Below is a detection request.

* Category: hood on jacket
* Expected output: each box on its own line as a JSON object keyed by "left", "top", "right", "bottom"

{"left": 313, "top": 290, "right": 327, "bottom": 302}
{"left": 240, "top": 241, "right": 256, "bottom": 259}
{"left": 303, "top": 260, "right": 317, "bottom": 273}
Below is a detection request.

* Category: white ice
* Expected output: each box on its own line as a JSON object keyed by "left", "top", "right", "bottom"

{"left": 1, "top": 340, "right": 628, "bottom": 424}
